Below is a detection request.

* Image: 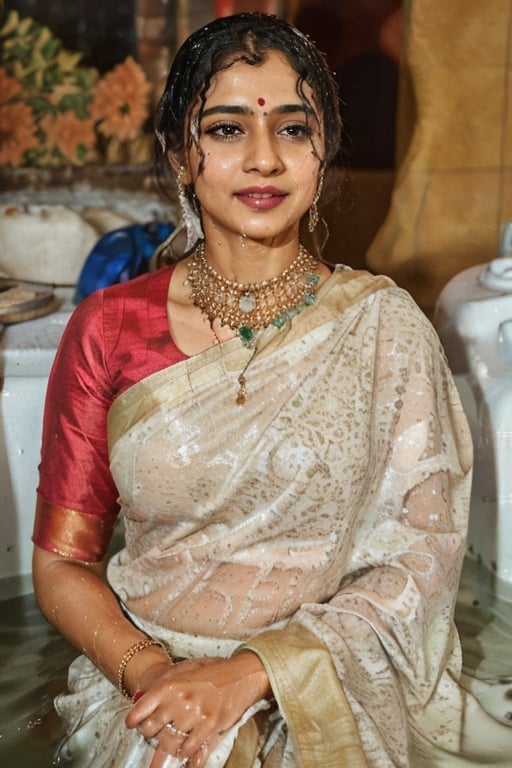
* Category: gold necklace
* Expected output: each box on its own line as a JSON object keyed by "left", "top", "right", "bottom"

{"left": 186, "top": 241, "right": 321, "bottom": 347}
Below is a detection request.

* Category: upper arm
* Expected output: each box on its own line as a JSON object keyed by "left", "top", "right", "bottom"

{"left": 32, "top": 542, "right": 107, "bottom": 582}
{"left": 34, "top": 293, "right": 120, "bottom": 561}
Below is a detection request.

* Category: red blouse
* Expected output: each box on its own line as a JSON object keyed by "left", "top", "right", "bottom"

{"left": 33, "top": 265, "right": 187, "bottom": 561}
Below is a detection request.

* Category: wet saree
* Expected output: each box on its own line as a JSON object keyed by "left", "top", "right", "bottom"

{"left": 47, "top": 267, "right": 480, "bottom": 765}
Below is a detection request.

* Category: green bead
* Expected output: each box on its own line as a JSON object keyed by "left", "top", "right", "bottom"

{"left": 238, "top": 326, "right": 255, "bottom": 344}
{"left": 304, "top": 293, "right": 316, "bottom": 305}
{"left": 272, "top": 315, "right": 287, "bottom": 328}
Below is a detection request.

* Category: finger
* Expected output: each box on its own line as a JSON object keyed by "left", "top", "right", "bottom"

{"left": 149, "top": 724, "right": 189, "bottom": 760}
{"left": 138, "top": 717, "right": 166, "bottom": 739}
{"left": 149, "top": 746, "right": 183, "bottom": 768}
{"left": 178, "top": 725, "right": 221, "bottom": 767}
{"left": 182, "top": 740, "right": 210, "bottom": 768}
{"left": 126, "top": 696, "right": 160, "bottom": 728}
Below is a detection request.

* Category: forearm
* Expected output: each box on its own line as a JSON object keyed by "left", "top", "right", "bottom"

{"left": 32, "top": 544, "right": 168, "bottom": 696}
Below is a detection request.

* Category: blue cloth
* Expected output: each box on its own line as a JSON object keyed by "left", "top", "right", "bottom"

{"left": 74, "top": 221, "right": 174, "bottom": 303}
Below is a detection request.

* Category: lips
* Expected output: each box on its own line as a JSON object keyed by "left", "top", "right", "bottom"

{"left": 234, "top": 186, "right": 287, "bottom": 211}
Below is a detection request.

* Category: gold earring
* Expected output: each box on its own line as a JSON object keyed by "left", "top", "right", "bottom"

{"left": 308, "top": 167, "right": 325, "bottom": 233}
{"left": 176, "top": 165, "right": 186, "bottom": 195}
{"left": 308, "top": 199, "right": 319, "bottom": 233}
{"left": 175, "top": 165, "right": 204, "bottom": 252}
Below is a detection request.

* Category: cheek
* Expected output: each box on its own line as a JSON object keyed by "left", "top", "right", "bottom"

{"left": 295, "top": 157, "right": 321, "bottom": 193}
{"left": 195, "top": 152, "right": 240, "bottom": 185}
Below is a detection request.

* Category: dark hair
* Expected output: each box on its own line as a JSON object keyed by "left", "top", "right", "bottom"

{"left": 154, "top": 12, "right": 343, "bottom": 194}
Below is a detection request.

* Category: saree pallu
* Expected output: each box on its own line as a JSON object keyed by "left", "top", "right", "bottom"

{"left": 54, "top": 268, "right": 501, "bottom": 767}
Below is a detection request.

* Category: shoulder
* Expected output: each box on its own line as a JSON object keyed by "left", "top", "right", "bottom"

{"left": 69, "top": 265, "right": 174, "bottom": 329}
{"left": 57, "top": 266, "right": 174, "bottom": 370}
{"left": 327, "top": 266, "right": 442, "bottom": 349}
{"left": 331, "top": 265, "right": 427, "bottom": 316}
{"left": 100, "top": 264, "right": 174, "bottom": 306}
{"left": 324, "top": 265, "right": 402, "bottom": 316}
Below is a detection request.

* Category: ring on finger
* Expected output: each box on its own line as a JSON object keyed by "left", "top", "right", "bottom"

{"left": 165, "top": 721, "right": 190, "bottom": 738}
{"left": 145, "top": 735, "right": 159, "bottom": 749}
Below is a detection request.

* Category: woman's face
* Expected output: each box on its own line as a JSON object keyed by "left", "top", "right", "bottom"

{"left": 183, "top": 50, "right": 325, "bottom": 244}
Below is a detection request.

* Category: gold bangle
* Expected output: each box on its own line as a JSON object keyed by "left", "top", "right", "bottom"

{"left": 117, "top": 638, "right": 164, "bottom": 700}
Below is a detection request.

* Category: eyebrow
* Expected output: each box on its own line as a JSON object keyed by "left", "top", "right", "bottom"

{"left": 200, "top": 103, "right": 316, "bottom": 119}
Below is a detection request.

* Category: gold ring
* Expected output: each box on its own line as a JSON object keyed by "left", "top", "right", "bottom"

{"left": 165, "top": 721, "right": 190, "bottom": 738}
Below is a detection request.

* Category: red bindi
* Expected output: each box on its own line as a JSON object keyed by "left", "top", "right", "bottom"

{"left": 257, "top": 97, "right": 265, "bottom": 106}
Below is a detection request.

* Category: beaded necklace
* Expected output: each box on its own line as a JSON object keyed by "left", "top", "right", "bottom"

{"left": 186, "top": 241, "right": 321, "bottom": 347}
{"left": 185, "top": 242, "right": 321, "bottom": 404}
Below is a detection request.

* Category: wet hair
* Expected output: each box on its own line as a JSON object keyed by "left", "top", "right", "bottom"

{"left": 154, "top": 12, "right": 343, "bottom": 194}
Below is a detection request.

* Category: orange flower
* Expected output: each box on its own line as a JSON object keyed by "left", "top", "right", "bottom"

{"left": 0, "top": 103, "right": 39, "bottom": 165}
{"left": 0, "top": 68, "right": 39, "bottom": 166}
{"left": 0, "top": 66, "right": 23, "bottom": 102}
{"left": 40, "top": 111, "right": 96, "bottom": 164}
{"left": 90, "top": 56, "right": 151, "bottom": 142}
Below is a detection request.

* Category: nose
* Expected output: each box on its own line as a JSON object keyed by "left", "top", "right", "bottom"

{"left": 242, "top": 128, "right": 284, "bottom": 176}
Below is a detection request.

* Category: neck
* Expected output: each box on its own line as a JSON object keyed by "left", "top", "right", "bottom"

{"left": 201, "top": 236, "right": 302, "bottom": 285}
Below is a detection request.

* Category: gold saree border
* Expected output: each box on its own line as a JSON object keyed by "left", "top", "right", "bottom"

{"left": 224, "top": 717, "right": 262, "bottom": 768}
{"left": 240, "top": 623, "right": 369, "bottom": 768}
{"left": 33, "top": 493, "right": 116, "bottom": 562}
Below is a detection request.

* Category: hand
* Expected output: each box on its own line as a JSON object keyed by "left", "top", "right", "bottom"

{"left": 125, "top": 652, "right": 270, "bottom": 768}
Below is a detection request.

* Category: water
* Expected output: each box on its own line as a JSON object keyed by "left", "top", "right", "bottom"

{"left": 1, "top": 556, "right": 512, "bottom": 766}
{"left": 0, "top": 590, "right": 76, "bottom": 767}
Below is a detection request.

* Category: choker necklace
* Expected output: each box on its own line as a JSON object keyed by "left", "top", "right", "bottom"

{"left": 186, "top": 242, "right": 321, "bottom": 405}
{"left": 186, "top": 241, "right": 321, "bottom": 347}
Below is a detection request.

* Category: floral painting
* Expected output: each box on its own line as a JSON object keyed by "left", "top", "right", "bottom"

{"left": 0, "top": 10, "right": 153, "bottom": 167}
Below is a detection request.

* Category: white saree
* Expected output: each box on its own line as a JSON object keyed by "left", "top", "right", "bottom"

{"left": 54, "top": 267, "right": 503, "bottom": 767}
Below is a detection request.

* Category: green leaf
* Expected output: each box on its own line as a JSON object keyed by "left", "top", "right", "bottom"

{"left": 0, "top": 10, "right": 21, "bottom": 38}
{"left": 41, "top": 37, "right": 61, "bottom": 62}
{"left": 56, "top": 50, "right": 83, "bottom": 72}
{"left": 26, "top": 94, "right": 56, "bottom": 117}
{"left": 73, "top": 66, "right": 99, "bottom": 89}
{"left": 58, "top": 92, "right": 91, "bottom": 118}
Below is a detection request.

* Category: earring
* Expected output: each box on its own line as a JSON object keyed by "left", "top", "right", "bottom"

{"left": 176, "top": 165, "right": 203, "bottom": 252}
{"left": 308, "top": 167, "right": 325, "bottom": 233}
{"left": 308, "top": 199, "right": 319, "bottom": 233}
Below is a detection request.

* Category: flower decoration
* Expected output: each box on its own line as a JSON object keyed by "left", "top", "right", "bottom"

{"left": 0, "top": 11, "right": 153, "bottom": 167}
{"left": 91, "top": 57, "right": 151, "bottom": 142}
{"left": 0, "top": 68, "right": 39, "bottom": 165}
{"left": 39, "top": 112, "right": 96, "bottom": 164}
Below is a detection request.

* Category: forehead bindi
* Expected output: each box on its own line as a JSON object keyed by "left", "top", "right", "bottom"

{"left": 257, "top": 97, "right": 265, "bottom": 106}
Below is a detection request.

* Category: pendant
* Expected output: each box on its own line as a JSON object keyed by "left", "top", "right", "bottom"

{"left": 239, "top": 292, "right": 256, "bottom": 313}
{"left": 236, "top": 374, "right": 247, "bottom": 405}
{"left": 238, "top": 326, "right": 256, "bottom": 346}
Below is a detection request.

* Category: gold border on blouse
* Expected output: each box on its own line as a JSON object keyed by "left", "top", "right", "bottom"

{"left": 33, "top": 493, "right": 116, "bottom": 563}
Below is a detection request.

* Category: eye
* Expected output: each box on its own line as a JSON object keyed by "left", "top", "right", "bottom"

{"left": 279, "top": 122, "right": 314, "bottom": 140}
{"left": 204, "top": 121, "right": 243, "bottom": 140}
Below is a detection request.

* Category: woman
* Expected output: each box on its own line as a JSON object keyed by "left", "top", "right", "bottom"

{"left": 32, "top": 12, "right": 481, "bottom": 768}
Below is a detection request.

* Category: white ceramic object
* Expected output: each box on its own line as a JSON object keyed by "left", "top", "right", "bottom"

{"left": 435, "top": 255, "right": 512, "bottom": 601}
{"left": 0, "top": 205, "right": 100, "bottom": 285}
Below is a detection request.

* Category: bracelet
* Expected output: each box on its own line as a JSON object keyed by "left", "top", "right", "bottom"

{"left": 117, "top": 638, "right": 165, "bottom": 700}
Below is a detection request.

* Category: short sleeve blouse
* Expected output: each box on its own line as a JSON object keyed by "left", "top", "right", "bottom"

{"left": 33, "top": 265, "right": 187, "bottom": 561}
